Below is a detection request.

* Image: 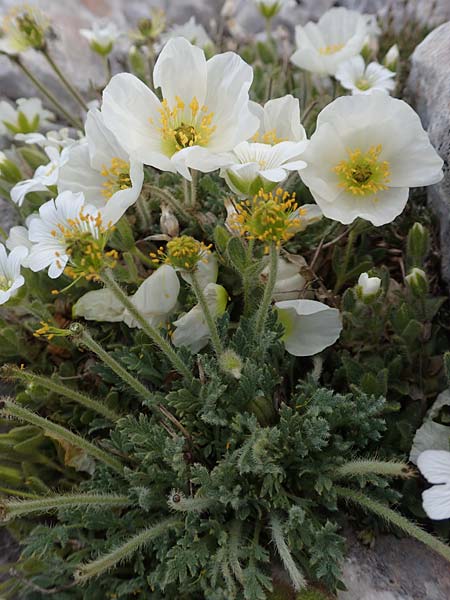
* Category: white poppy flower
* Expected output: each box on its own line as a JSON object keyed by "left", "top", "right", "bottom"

{"left": 58, "top": 109, "right": 144, "bottom": 225}
{"left": 0, "top": 98, "right": 54, "bottom": 136}
{"left": 80, "top": 22, "right": 121, "bottom": 55}
{"left": 357, "top": 272, "right": 381, "bottom": 300}
{"left": 101, "top": 37, "right": 259, "bottom": 180}
{"left": 261, "top": 256, "right": 306, "bottom": 301}
{"left": 300, "top": 93, "right": 443, "bottom": 226}
{"left": 275, "top": 299, "right": 342, "bottom": 356}
{"left": 417, "top": 450, "right": 450, "bottom": 520}
{"left": 290, "top": 8, "right": 368, "bottom": 76}
{"left": 15, "top": 128, "right": 79, "bottom": 149}
{"left": 0, "top": 5, "right": 49, "bottom": 55}
{"left": 250, "top": 95, "right": 306, "bottom": 144}
{"left": 11, "top": 145, "right": 71, "bottom": 206}
{"left": 73, "top": 288, "right": 125, "bottom": 323}
{"left": 172, "top": 283, "right": 228, "bottom": 353}
{"left": 159, "top": 17, "right": 213, "bottom": 50}
{"left": 336, "top": 56, "right": 395, "bottom": 95}
{"left": 0, "top": 243, "right": 28, "bottom": 305}
{"left": 27, "top": 191, "right": 118, "bottom": 279}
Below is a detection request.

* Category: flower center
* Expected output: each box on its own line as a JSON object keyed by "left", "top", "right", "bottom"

{"left": 319, "top": 43, "right": 345, "bottom": 55}
{"left": 333, "top": 145, "right": 390, "bottom": 196}
{"left": 100, "top": 157, "right": 131, "bottom": 199}
{"left": 0, "top": 275, "right": 12, "bottom": 291}
{"left": 154, "top": 96, "right": 216, "bottom": 156}
{"left": 251, "top": 129, "right": 286, "bottom": 145}
{"left": 355, "top": 77, "right": 371, "bottom": 91}
{"left": 151, "top": 235, "right": 211, "bottom": 271}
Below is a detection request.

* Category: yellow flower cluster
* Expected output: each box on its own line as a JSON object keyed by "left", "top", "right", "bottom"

{"left": 150, "top": 235, "right": 211, "bottom": 271}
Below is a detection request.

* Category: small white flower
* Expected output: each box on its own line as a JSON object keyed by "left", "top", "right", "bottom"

{"left": 253, "top": 0, "right": 293, "bottom": 19}
{"left": 300, "top": 93, "right": 443, "bottom": 226}
{"left": 159, "top": 17, "right": 213, "bottom": 50}
{"left": 101, "top": 37, "right": 259, "bottom": 180}
{"left": 357, "top": 272, "right": 381, "bottom": 300}
{"left": 384, "top": 44, "right": 399, "bottom": 70}
{"left": 261, "top": 256, "right": 306, "bottom": 302}
{"left": 172, "top": 283, "right": 228, "bottom": 353}
{"left": 291, "top": 8, "right": 368, "bottom": 76}
{"left": 417, "top": 450, "right": 450, "bottom": 520}
{"left": 336, "top": 56, "right": 395, "bottom": 95}
{"left": 27, "top": 191, "right": 117, "bottom": 279}
{"left": 0, "top": 5, "right": 49, "bottom": 55}
{"left": 275, "top": 299, "right": 342, "bottom": 356}
{"left": 80, "top": 22, "right": 120, "bottom": 55}
{"left": 250, "top": 95, "right": 306, "bottom": 144}
{"left": 10, "top": 146, "right": 70, "bottom": 206}
{"left": 0, "top": 243, "right": 28, "bottom": 305}
{"left": 6, "top": 214, "right": 38, "bottom": 268}
{"left": 58, "top": 109, "right": 144, "bottom": 225}
{"left": 0, "top": 97, "right": 54, "bottom": 136}
{"left": 15, "top": 128, "right": 79, "bottom": 149}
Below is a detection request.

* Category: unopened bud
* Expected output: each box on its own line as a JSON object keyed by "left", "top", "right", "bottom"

{"left": 160, "top": 204, "right": 179, "bottom": 237}
{"left": 0, "top": 152, "right": 22, "bottom": 184}
{"left": 256, "top": 1, "right": 282, "bottom": 20}
{"left": 384, "top": 44, "right": 399, "bottom": 71}
{"left": 356, "top": 272, "right": 381, "bottom": 303}
{"left": 128, "top": 45, "right": 147, "bottom": 80}
{"left": 219, "top": 349, "right": 243, "bottom": 379}
{"left": 406, "top": 267, "right": 428, "bottom": 297}
{"left": 407, "top": 222, "right": 429, "bottom": 266}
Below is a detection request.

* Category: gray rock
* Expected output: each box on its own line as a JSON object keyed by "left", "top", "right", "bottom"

{"left": 407, "top": 21, "right": 450, "bottom": 286}
{"left": 0, "top": 198, "right": 18, "bottom": 234}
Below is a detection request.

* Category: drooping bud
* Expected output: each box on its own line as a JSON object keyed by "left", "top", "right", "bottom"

{"left": 405, "top": 267, "right": 428, "bottom": 297}
{"left": 356, "top": 272, "right": 381, "bottom": 303}
{"left": 160, "top": 204, "right": 179, "bottom": 237}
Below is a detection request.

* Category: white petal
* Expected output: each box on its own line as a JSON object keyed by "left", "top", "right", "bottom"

{"left": 73, "top": 289, "right": 125, "bottom": 322}
{"left": 100, "top": 159, "right": 144, "bottom": 225}
{"left": 85, "top": 108, "right": 127, "bottom": 169}
{"left": 422, "top": 484, "right": 450, "bottom": 520}
{"left": 418, "top": 450, "right": 450, "bottom": 484}
{"left": 130, "top": 265, "right": 180, "bottom": 318}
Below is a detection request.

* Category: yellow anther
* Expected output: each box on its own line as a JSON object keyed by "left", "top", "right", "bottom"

{"left": 101, "top": 157, "right": 131, "bottom": 199}
{"left": 319, "top": 43, "right": 345, "bottom": 55}
{"left": 333, "top": 145, "right": 390, "bottom": 197}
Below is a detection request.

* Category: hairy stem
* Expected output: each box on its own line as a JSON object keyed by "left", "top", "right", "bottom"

{"left": 335, "top": 486, "right": 450, "bottom": 563}
{"left": 74, "top": 517, "right": 182, "bottom": 582}
{"left": 42, "top": 49, "right": 89, "bottom": 111}
{"left": 190, "top": 271, "right": 223, "bottom": 357}
{"left": 101, "top": 268, "right": 193, "bottom": 382}
{"left": 1, "top": 493, "right": 129, "bottom": 521}
{"left": 0, "top": 398, "right": 123, "bottom": 474}
{"left": 147, "top": 185, "right": 192, "bottom": 222}
{"left": 190, "top": 169, "right": 198, "bottom": 207}
{"left": 270, "top": 513, "right": 306, "bottom": 591}
{"left": 4, "top": 366, "right": 120, "bottom": 422}
{"left": 334, "top": 460, "right": 413, "bottom": 480}
{"left": 254, "top": 244, "right": 279, "bottom": 340}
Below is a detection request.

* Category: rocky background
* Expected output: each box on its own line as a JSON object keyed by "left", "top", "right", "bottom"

{"left": 1, "top": 1, "right": 450, "bottom": 598}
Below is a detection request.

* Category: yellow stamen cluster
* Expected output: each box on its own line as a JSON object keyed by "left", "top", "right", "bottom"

{"left": 355, "top": 77, "right": 371, "bottom": 91}
{"left": 319, "top": 43, "right": 345, "bottom": 55}
{"left": 51, "top": 210, "right": 117, "bottom": 281}
{"left": 33, "top": 321, "right": 72, "bottom": 341}
{"left": 100, "top": 157, "right": 132, "bottom": 199}
{"left": 333, "top": 145, "right": 390, "bottom": 196}
{"left": 231, "top": 188, "right": 305, "bottom": 248}
{"left": 150, "top": 235, "right": 211, "bottom": 271}
{"left": 154, "top": 96, "right": 216, "bottom": 156}
{"left": 251, "top": 129, "right": 286, "bottom": 145}
{"left": 0, "top": 275, "right": 12, "bottom": 291}
{"left": 2, "top": 4, "right": 49, "bottom": 51}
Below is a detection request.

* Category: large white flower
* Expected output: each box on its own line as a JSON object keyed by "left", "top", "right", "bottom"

{"left": 58, "top": 109, "right": 144, "bottom": 225}
{"left": 0, "top": 243, "right": 28, "bottom": 305}
{"left": 159, "top": 17, "right": 213, "bottom": 50}
{"left": 290, "top": 8, "right": 368, "bottom": 76}
{"left": 172, "top": 283, "right": 228, "bottom": 353}
{"left": 300, "top": 93, "right": 443, "bottom": 226}
{"left": 80, "top": 22, "right": 121, "bottom": 55}
{"left": 27, "top": 191, "right": 117, "bottom": 279}
{"left": 275, "top": 299, "right": 342, "bottom": 356}
{"left": 101, "top": 37, "right": 259, "bottom": 180}
{"left": 11, "top": 146, "right": 70, "bottom": 206}
{"left": 0, "top": 98, "right": 54, "bottom": 136}
{"left": 336, "top": 56, "right": 395, "bottom": 95}
{"left": 417, "top": 450, "right": 450, "bottom": 520}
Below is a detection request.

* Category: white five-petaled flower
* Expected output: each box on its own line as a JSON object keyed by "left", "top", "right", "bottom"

{"left": 172, "top": 283, "right": 228, "bottom": 353}
{"left": 27, "top": 191, "right": 117, "bottom": 279}
{"left": 158, "top": 17, "right": 213, "bottom": 50}
{"left": 290, "top": 8, "right": 368, "bottom": 76}
{"left": 10, "top": 146, "right": 70, "bottom": 206}
{"left": 80, "top": 22, "right": 121, "bottom": 56}
{"left": 0, "top": 243, "right": 28, "bottom": 305}
{"left": 300, "top": 93, "right": 443, "bottom": 226}
{"left": 275, "top": 299, "right": 342, "bottom": 357}
{"left": 0, "top": 4, "right": 49, "bottom": 55}
{"left": 58, "top": 109, "right": 144, "bottom": 226}
{"left": 0, "top": 97, "right": 54, "bottom": 136}
{"left": 336, "top": 56, "right": 395, "bottom": 95}
{"left": 222, "top": 95, "right": 308, "bottom": 196}
{"left": 417, "top": 450, "right": 450, "bottom": 520}
{"left": 15, "top": 128, "right": 79, "bottom": 149}
{"left": 101, "top": 37, "right": 259, "bottom": 181}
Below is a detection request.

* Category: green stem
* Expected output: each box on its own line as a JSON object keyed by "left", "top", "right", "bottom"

{"left": 1, "top": 493, "right": 129, "bottom": 521}
{"left": 101, "top": 269, "right": 193, "bottom": 382}
{"left": 182, "top": 177, "right": 190, "bottom": 205}
{"left": 4, "top": 366, "right": 120, "bottom": 422}
{"left": 133, "top": 246, "right": 155, "bottom": 268}
{"left": 71, "top": 325, "right": 192, "bottom": 441}
{"left": 74, "top": 517, "right": 182, "bottom": 582}
{"left": 243, "top": 239, "right": 255, "bottom": 316}
{"left": 136, "top": 195, "right": 152, "bottom": 231}
{"left": 254, "top": 244, "right": 279, "bottom": 340}
{"left": 42, "top": 49, "right": 89, "bottom": 111}
{"left": 334, "top": 229, "right": 356, "bottom": 294}
{"left": 147, "top": 185, "right": 192, "bottom": 223}
{"left": 0, "top": 398, "right": 123, "bottom": 474}
{"left": 190, "top": 170, "right": 198, "bottom": 207}
{"left": 10, "top": 56, "right": 82, "bottom": 129}
{"left": 335, "top": 486, "right": 450, "bottom": 563}
{"left": 334, "top": 460, "right": 413, "bottom": 480}
{"left": 190, "top": 272, "right": 223, "bottom": 357}
{"left": 270, "top": 513, "right": 306, "bottom": 591}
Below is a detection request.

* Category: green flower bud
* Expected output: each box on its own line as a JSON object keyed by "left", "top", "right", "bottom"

{"left": 405, "top": 267, "right": 428, "bottom": 297}
{"left": 407, "top": 222, "right": 429, "bottom": 266}
{"left": 219, "top": 349, "right": 243, "bottom": 380}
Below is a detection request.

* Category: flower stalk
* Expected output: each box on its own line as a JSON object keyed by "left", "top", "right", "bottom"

{"left": 147, "top": 185, "right": 192, "bottom": 223}
{"left": 41, "top": 48, "right": 89, "bottom": 111}
{"left": 254, "top": 244, "right": 279, "bottom": 340}
{"left": 190, "top": 271, "right": 224, "bottom": 357}
{"left": 334, "top": 460, "right": 413, "bottom": 480}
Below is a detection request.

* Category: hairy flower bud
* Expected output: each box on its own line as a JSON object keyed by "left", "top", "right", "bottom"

{"left": 406, "top": 267, "right": 428, "bottom": 297}
{"left": 356, "top": 272, "right": 381, "bottom": 303}
{"left": 407, "top": 222, "right": 429, "bottom": 266}
{"left": 219, "top": 349, "right": 243, "bottom": 379}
